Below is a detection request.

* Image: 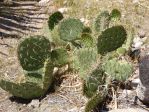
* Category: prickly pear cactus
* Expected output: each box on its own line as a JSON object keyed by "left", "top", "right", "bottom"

{"left": 83, "top": 65, "right": 106, "bottom": 98}
{"left": 110, "top": 9, "right": 121, "bottom": 21}
{"left": 48, "top": 11, "right": 64, "bottom": 30}
{"left": 0, "top": 36, "right": 54, "bottom": 99}
{"left": 97, "top": 25, "right": 127, "bottom": 55}
{"left": 102, "top": 58, "right": 133, "bottom": 81}
{"left": 81, "top": 34, "right": 94, "bottom": 48}
{"left": 94, "top": 11, "right": 110, "bottom": 32}
{"left": 59, "top": 18, "right": 84, "bottom": 41}
{"left": 51, "top": 48, "right": 69, "bottom": 67}
{"left": 18, "top": 35, "right": 51, "bottom": 71}
{"left": 74, "top": 48, "right": 98, "bottom": 79}
{"left": 85, "top": 92, "right": 106, "bottom": 112}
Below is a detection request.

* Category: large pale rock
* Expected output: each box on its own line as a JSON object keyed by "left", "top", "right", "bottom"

{"left": 137, "top": 55, "right": 149, "bottom": 104}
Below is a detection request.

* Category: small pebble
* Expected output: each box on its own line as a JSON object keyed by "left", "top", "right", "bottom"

{"left": 28, "top": 100, "right": 40, "bottom": 108}
{"left": 138, "top": 29, "right": 146, "bottom": 38}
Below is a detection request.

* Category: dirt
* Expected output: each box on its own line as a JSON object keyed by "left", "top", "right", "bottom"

{"left": 0, "top": 0, "right": 149, "bottom": 112}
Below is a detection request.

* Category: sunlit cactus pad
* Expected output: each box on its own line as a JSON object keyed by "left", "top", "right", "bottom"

{"left": 97, "top": 25, "right": 127, "bottom": 55}
{"left": 94, "top": 11, "right": 110, "bottom": 32}
{"left": 59, "top": 18, "right": 84, "bottom": 41}
{"left": 102, "top": 58, "right": 133, "bottom": 81}
{"left": 18, "top": 36, "right": 51, "bottom": 71}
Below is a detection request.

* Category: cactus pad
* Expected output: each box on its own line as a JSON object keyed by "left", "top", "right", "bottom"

{"left": 85, "top": 92, "right": 105, "bottom": 112}
{"left": 110, "top": 9, "right": 121, "bottom": 21}
{"left": 18, "top": 36, "right": 51, "bottom": 71}
{"left": 81, "top": 34, "right": 94, "bottom": 47}
{"left": 102, "top": 58, "right": 133, "bottom": 81}
{"left": 51, "top": 48, "right": 69, "bottom": 67}
{"left": 59, "top": 18, "right": 84, "bottom": 41}
{"left": 94, "top": 11, "right": 110, "bottom": 32}
{"left": 75, "top": 48, "right": 98, "bottom": 79}
{"left": 97, "top": 25, "right": 127, "bottom": 55}
{"left": 83, "top": 65, "right": 106, "bottom": 98}
{"left": 0, "top": 59, "right": 54, "bottom": 99}
{"left": 48, "top": 11, "right": 64, "bottom": 30}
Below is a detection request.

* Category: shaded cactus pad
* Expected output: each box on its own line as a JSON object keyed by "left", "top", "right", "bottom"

{"left": 97, "top": 26, "right": 127, "bottom": 55}
{"left": 51, "top": 48, "right": 69, "bottom": 67}
{"left": 83, "top": 65, "right": 106, "bottom": 98}
{"left": 110, "top": 9, "right": 121, "bottom": 21}
{"left": 139, "top": 55, "right": 149, "bottom": 87}
{"left": 48, "top": 11, "right": 64, "bottom": 30}
{"left": 0, "top": 59, "right": 54, "bottom": 99}
{"left": 102, "top": 58, "right": 133, "bottom": 81}
{"left": 59, "top": 18, "right": 84, "bottom": 41}
{"left": 94, "top": 11, "right": 110, "bottom": 32}
{"left": 85, "top": 92, "right": 105, "bottom": 112}
{"left": 0, "top": 80, "right": 43, "bottom": 99}
{"left": 18, "top": 36, "right": 51, "bottom": 71}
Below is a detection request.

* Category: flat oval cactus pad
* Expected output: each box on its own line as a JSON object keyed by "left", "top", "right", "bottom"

{"left": 18, "top": 36, "right": 51, "bottom": 71}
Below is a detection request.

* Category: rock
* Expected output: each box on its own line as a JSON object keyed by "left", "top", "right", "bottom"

{"left": 28, "top": 100, "right": 40, "bottom": 108}
{"left": 131, "top": 78, "right": 140, "bottom": 88}
{"left": 137, "top": 55, "right": 149, "bottom": 104}
{"left": 138, "top": 29, "right": 146, "bottom": 38}
{"left": 38, "top": 0, "right": 50, "bottom": 6}
{"left": 132, "top": 37, "right": 143, "bottom": 51}
{"left": 58, "top": 7, "right": 69, "bottom": 13}
{"left": 109, "top": 108, "right": 148, "bottom": 112}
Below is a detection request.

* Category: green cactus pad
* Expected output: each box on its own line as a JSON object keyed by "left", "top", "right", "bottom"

{"left": 110, "top": 9, "right": 121, "bottom": 21}
{"left": 94, "top": 11, "right": 110, "bottom": 32}
{"left": 116, "top": 47, "right": 126, "bottom": 55}
{"left": 85, "top": 92, "right": 105, "bottom": 112}
{"left": 83, "top": 65, "right": 106, "bottom": 98}
{"left": 48, "top": 11, "right": 64, "bottom": 30}
{"left": 0, "top": 80, "right": 43, "bottom": 99}
{"left": 59, "top": 18, "right": 84, "bottom": 41}
{"left": 81, "top": 34, "right": 94, "bottom": 47}
{"left": 0, "top": 59, "right": 54, "bottom": 99}
{"left": 97, "top": 25, "right": 127, "bottom": 55}
{"left": 102, "top": 58, "right": 133, "bottom": 81}
{"left": 75, "top": 48, "right": 98, "bottom": 79}
{"left": 18, "top": 36, "right": 51, "bottom": 71}
{"left": 51, "top": 48, "right": 69, "bottom": 67}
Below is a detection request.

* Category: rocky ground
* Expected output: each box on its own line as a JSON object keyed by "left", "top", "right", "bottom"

{"left": 0, "top": 0, "right": 149, "bottom": 112}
